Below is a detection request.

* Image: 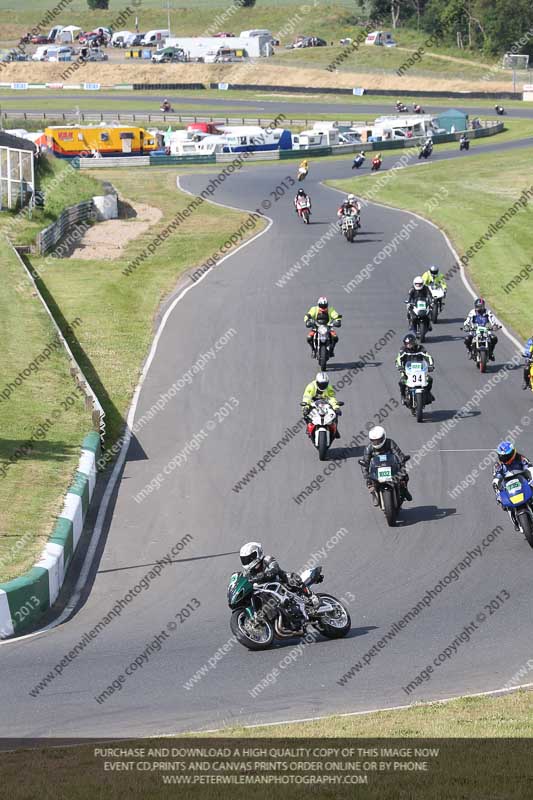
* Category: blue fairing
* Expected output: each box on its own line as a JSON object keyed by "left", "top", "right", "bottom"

{"left": 498, "top": 473, "right": 533, "bottom": 509}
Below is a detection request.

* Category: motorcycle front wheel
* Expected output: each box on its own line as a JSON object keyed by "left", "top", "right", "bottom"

{"left": 479, "top": 350, "right": 487, "bottom": 373}
{"left": 318, "top": 343, "right": 328, "bottom": 371}
{"left": 317, "top": 429, "right": 329, "bottom": 461}
{"left": 230, "top": 609, "right": 274, "bottom": 650}
{"left": 431, "top": 303, "right": 438, "bottom": 323}
{"left": 382, "top": 487, "right": 397, "bottom": 526}
{"left": 518, "top": 510, "right": 533, "bottom": 549}
{"left": 313, "top": 594, "right": 351, "bottom": 638}
{"left": 416, "top": 392, "right": 424, "bottom": 423}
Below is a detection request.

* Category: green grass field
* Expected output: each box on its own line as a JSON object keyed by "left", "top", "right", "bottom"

{"left": 0, "top": 0, "right": 514, "bottom": 86}
{"left": 329, "top": 144, "right": 533, "bottom": 342}
{"left": 0, "top": 244, "right": 91, "bottom": 582}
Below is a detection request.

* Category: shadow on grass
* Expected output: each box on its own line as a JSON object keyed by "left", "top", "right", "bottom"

{"left": 0, "top": 438, "right": 80, "bottom": 471}
{"left": 17, "top": 251, "right": 126, "bottom": 451}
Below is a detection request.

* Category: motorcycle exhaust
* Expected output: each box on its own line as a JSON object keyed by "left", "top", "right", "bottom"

{"left": 275, "top": 617, "right": 303, "bottom": 638}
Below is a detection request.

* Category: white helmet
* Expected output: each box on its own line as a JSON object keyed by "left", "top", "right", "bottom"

{"left": 369, "top": 426, "right": 386, "bottom": 450}
{"left": 316, "top": 371, "right": 329, "bottom": 391}
{"left": 347, "top": 194, "right": 356, "bottom": 202}
{"left": 413, "top": 276, "right": 423, "bottom": 290}
{"left": 240, "top": 542, "right": 263, "bottom": 572}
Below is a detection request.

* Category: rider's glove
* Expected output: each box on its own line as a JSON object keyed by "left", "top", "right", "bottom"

{"left": 288, "top": 572, "right": 303, "bottom": 587}
{"left": 336, "top": 409, "right": 342, "bottom": 416}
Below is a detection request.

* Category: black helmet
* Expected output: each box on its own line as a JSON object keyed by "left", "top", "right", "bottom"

{"left": 429, "top": 265, "right": 439, "bottom": 277}
{"left": 317, "top": 296, "right": 328, "bottom": 310}
{"left": 297, "top": 188, "right": 306, "bottom": 197}
{"left": 474, "top": 297, "right": 486, "bottom": 314}
{"left": 403, "top": 333, "right": 417, "bottom": 352}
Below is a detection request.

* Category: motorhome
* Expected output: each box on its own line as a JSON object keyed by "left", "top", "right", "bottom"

{"left": 365, "top": 30, "right": 397, "bottom": 46}
{"left": 353, "top": 115, "right": 439, "bottom": 142}
{"left": 44, "top": 125, "right": 158, "bottom": 158}
{"left": 169, "top": 125, "right": 292, "bottom": 155}
{"left": 141, "top": 29, "right": 170, "bottom": 47}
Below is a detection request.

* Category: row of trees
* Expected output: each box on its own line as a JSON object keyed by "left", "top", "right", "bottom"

{"left": 361, "top": 0, "right": 533, "bottom": 56}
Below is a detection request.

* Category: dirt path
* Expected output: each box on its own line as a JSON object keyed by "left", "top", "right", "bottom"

{"left": 395, "top": 45, "right": 496, "bottom": 69}
{"left": 69, "top": 200, "right": 162, "bottom": 260}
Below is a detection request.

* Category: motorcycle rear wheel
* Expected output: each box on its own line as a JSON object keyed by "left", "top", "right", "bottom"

{"left": 313, "top": 594, "right": 351, "bottom": 638}
{"left": 230, "top": 609, "right": 274, "bottom": 650}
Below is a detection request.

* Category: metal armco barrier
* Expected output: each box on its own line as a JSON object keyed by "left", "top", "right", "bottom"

{"left": 36, "top": 199, "right": 95, "bottom": 255}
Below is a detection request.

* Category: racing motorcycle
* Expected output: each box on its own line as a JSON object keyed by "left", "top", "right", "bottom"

{"left": 462, "top": 322, "right": 494, "bottom": 373}
{"left": 352, "top": 153, "right": 365, "bottom": 169}
{"left": 371, "top": 156, "right": 382, "bottom": 171}
{"left": 395, "top": 102, "right": 408, "bottom": 113}
{"left": 340, "top": 213, "right": 358, "bottom": 242}
{"left": 302, "top": 398, "right": 343, "bottom": 460}
{"left": 297, "top": 166, "right": 308, "bottom": 182}
{"left": 295, "top": 196, "right": 311, "bottom": 223}
{"left": 407, "top": 298, "right": 431, "bottom": 342}
{"left": 402, "top": 356, "right": 432, "bottom": 422}
{"left": 418, "top": 141, "right": 433, "bottom": 159}
{"left": 306, "top": 318, "right": 341, "bottom": 370}
{"left": 459, "top": 137, "right": 470, "bottom": 151}
{"left": 227, "top": 565, "right": 351, "bottom": 650}
{"left": 359, "top": 453, "right": 411, "bottom": 526}
{"left": 428, "top": 282, "right": 446, "bottom": 323}
{"left": 496, "top": 469, "right": 533, "bottom": 548}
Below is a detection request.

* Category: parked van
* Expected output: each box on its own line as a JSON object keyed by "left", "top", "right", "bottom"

{"left": 111, "top": 30, "right": 134, "bottom": 47}
{"left": 240, "top": 29, "right": 272, "bottom": 38}
{"left": 141, "top": 29, "right": 170, "bottom": 47}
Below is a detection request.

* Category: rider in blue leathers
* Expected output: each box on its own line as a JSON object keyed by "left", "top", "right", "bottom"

{"left": 492, "top": 441, "right": 533, "bottom": 530}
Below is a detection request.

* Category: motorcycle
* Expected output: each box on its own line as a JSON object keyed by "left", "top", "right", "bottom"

{"left": 227, "top": 565, "right": 351, "bottom": 650}
{"left": 352, "top": 154, "right": 365, "bottom": 169}
{"left": 360, "top": 453, "right": 411, "bottom": 526}
{"left": 413, "top": 104, "right": 424, "bottom": 114}
{"left": 306, "top": 318, "right": 342, "bottom": 370}
{"left": 403, "top": 356, "right": 431, "bottom": 422}
{"left": 340, "top": 212, "right": 358, "bottom": 242}
{"left": 463, "top": 323, "right": 495, "bottom": 373}
{"left": 396, "top": 102, "right": 408, "bottom": 113}
{"left": 418, "top": 142, "right": 433, "bottom": 159}
{"left": 495, "top": 105, "right": 505, "bottom": 116}
{"left": 407, "top": 298, "right": 431, "bottom": 342}
{"left": 295, "top": 196, "right": 311, "bottom": 223}
{"left": 302, "top": 398, "right": 343, "bottom": 461}
{"left": 297, "top": 166, "right": 308, "bottom": 182}
{"left": 459, "top": 137, "right": 470, "bottom": 151}
{"left": 496, "top": 470, "right": 533, "bottom": 548}
{"left": 160, "top": 103, "right": 174, "bottom": 113}
{"left": 371, "top": 157, "right": 382, "bottom": 172}
{"left": 428, "top": 282, "right": 446, "bottom": 323}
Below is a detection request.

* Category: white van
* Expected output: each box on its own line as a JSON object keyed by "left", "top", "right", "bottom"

{"left": 240, "top": 29, "right": 272, "bottom": 38}
{"left": 111, "top": 30, "right": 133, "bottom": 47}
{"left": 141, "top": 29, "right": 170, "bottom": 46}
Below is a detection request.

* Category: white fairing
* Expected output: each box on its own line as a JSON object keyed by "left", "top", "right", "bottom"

{"left": 429, "top": 284, "right": 445, "bottom": 299}
{"left": 405, "top": 359, "right": 429, "bottom": 389}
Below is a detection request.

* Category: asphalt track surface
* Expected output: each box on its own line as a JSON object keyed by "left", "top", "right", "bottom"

{"left": 2, "top": 141, "right": 533, "bottom": 738}
{"left": 3, "top": 92, "right": 533, "bottom": 119}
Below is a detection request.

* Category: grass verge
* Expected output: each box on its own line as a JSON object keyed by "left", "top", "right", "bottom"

{"left": 328, "top": 144, "right": 533, "bottom": 341}
{"left": 0, "top": 692, "right": 532, "bottom": 798}
{"left": 0, "top": 244, "right": 90, "bottom": 581}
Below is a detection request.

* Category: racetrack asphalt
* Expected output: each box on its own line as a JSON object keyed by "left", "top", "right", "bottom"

{"left": 1, "top": 139, "right": 532, "bottom": 738}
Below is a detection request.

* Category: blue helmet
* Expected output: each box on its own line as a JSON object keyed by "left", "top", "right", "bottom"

{"left": 496, "top": 441, "right": 516, "bottom": 464}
